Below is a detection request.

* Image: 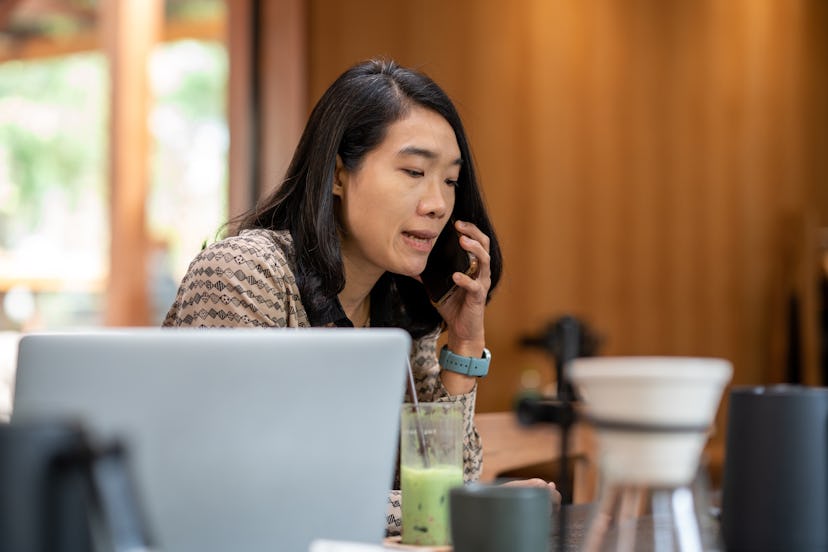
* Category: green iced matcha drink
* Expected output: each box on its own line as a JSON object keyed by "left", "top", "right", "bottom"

{"left": 401, "top": 464, "right": 464, "bottom": 545}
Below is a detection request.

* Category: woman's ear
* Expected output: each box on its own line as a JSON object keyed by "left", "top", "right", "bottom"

{"left": 332, "top": 155, "right": 345, "bottom": 197}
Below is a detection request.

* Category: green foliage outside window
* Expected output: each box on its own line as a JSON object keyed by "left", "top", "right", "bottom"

{"left": 0, "top": 38, "right": 228, "bottom": 329}
{"left": 0, "top": 54, "right": 106, "bottom": 250}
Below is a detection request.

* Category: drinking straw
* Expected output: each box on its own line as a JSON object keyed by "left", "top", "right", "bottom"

{"left": 405, "top": 357, "right": 431, "bottom": 468}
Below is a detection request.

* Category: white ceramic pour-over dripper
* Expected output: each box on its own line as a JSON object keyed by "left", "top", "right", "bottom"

{"left": 567, "top": 357, "right": 732, "bottom": 486}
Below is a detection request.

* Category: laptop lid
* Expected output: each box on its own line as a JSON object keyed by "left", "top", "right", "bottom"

{"left": 12, "top": 328, "right": 411, "bottom": 552}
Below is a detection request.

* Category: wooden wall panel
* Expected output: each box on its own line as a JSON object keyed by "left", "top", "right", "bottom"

{"left": 306, "top": 0, "right": 827, "bottom": 416}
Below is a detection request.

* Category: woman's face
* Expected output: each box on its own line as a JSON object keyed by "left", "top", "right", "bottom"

{"left": 334, "top": 105, "right": 461, "bottom": 282}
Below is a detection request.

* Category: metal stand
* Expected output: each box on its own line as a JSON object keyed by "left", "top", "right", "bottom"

{"left": 516, "top": 315, "right": 601, "bottom": 552}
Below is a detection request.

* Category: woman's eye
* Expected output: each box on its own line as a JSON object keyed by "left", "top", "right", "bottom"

{"left": 445, "top": 178, "right": 459, "bottom": 187}
{"left": 403, "top": 169, "right": 424, "bottom": 178}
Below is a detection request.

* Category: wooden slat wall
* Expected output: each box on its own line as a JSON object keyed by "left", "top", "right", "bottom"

{"left": 304, "top": 0, "right": 827, "bottom": 417}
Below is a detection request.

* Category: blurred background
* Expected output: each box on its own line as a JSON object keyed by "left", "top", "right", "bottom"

{"left": 0, "top": 0, "right": 826, "bottom": 433}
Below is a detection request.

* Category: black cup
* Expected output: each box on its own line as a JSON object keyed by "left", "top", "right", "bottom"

{"left": 450, "top": 484, "right": 551, "bottom": 552}
{"left": 721, "top": 385, "right": 828, "bottom": 552}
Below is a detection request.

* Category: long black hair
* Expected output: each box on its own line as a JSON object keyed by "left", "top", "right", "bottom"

{"left": 233, "top": 59, "right": 502, "bottom": 338}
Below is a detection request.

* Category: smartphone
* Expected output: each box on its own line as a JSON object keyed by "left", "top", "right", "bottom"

{"left": 420, "top": 224, "right": 479, "bottom": 306}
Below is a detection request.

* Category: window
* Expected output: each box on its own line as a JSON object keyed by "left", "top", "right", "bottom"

{"left": 148, "top": 39, "right": 228, "bottom": 324}
{"left": 0, "top": 2, "right": 227, "bottom": 330}
{"left": 0, "top": 52, "right": 107, "bottom": 329}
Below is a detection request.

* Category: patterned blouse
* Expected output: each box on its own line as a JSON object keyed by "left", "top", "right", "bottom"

{"left": 162, "top": 228, "right": 483, "bottom": 535}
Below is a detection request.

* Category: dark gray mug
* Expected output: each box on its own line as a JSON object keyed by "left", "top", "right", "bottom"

{"left": 721, "top": 385, "right": 828, "bottom": 552}
{"left": 450, "top": 484, "right": 551, "bottom": 552}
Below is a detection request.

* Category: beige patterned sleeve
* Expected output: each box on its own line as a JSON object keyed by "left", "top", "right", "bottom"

{"left": 162, "top": 232, "right": 306, "bottom": 328}
{"left": 409, "top": 330, "right": 483, "bottom": 483}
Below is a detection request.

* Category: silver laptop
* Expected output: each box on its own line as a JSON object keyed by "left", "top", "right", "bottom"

{"left": 12, "top": 328, "right": 410, "bottom": 552}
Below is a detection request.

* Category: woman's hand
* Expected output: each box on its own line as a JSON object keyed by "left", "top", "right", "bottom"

{"left": 500, "top": 478, "right": 563, "bottom": 507}
{"left": 433, "top": 220, "right": 491, "bottom": 394}
{"left": 436, "top": 220, "right": 491, "bottom": 349}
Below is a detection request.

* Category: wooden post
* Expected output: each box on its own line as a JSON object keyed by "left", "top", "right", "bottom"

{"left": 100, "top": 0, "right": 162, "bottom": 326}
{"left": 258, "top": 0, "right": 307, "bottom": 198}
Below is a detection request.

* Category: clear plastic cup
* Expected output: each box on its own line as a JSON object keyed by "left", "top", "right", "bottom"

{"left": 400, "top": 402, "right": 464, "bottom": 546}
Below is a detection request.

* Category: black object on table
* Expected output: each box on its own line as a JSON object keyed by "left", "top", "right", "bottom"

{"left": 518, "top": 315, "right": 601, "bottom": 552}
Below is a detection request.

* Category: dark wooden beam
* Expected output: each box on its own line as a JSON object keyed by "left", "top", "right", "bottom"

{"left": 226, "top": 0, "right": 307, "bottom": 219}
{"left": 226, "top": 0, "right": 256, "bottom": 221}
{"left": 257, "top": 0, "right": 307, "bottom": 199}
{"left": 0, "top": 15, "right": 223, "bottom": 63}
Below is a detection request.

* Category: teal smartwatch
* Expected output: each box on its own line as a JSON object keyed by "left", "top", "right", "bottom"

{"left": 439, "top": 345, "right": 491, "bottom": 377}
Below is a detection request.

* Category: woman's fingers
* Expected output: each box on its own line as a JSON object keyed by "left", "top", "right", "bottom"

{"left": 451, "top": 221, "right": 491, "bottom": 300}
{"left": 455, "top": 220, "right": 490, "bottom": 252}
{"left": 500, "top": 478, "right": 562, "bottom": 505}
{"left": 455, "top": 221, "right": 491, "bottom": 274}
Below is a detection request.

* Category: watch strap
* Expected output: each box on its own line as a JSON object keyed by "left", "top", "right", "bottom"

{"left": 439, "top": 345, "right": 491, "bottom": 377}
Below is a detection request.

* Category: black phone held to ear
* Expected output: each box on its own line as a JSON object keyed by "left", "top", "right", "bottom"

{"left": 420, "top": 225, "right": 478, "bottom": 306}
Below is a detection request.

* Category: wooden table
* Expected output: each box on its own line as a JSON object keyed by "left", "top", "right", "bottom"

{"left": 475, "top": 412, "right": 598, "bottom": 503}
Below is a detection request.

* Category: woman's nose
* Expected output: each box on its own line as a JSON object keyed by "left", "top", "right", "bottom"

{"left": 417, "top": 179, "right": 451, "bottom": 218}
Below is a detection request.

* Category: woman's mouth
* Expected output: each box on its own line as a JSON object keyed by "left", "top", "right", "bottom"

{"left": 402, "top": 231, "right": 436, "bottom": 253}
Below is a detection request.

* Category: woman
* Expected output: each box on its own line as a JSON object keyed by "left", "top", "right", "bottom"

{"left": 164, "top": 58, "right": 554, "bottom": 534}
